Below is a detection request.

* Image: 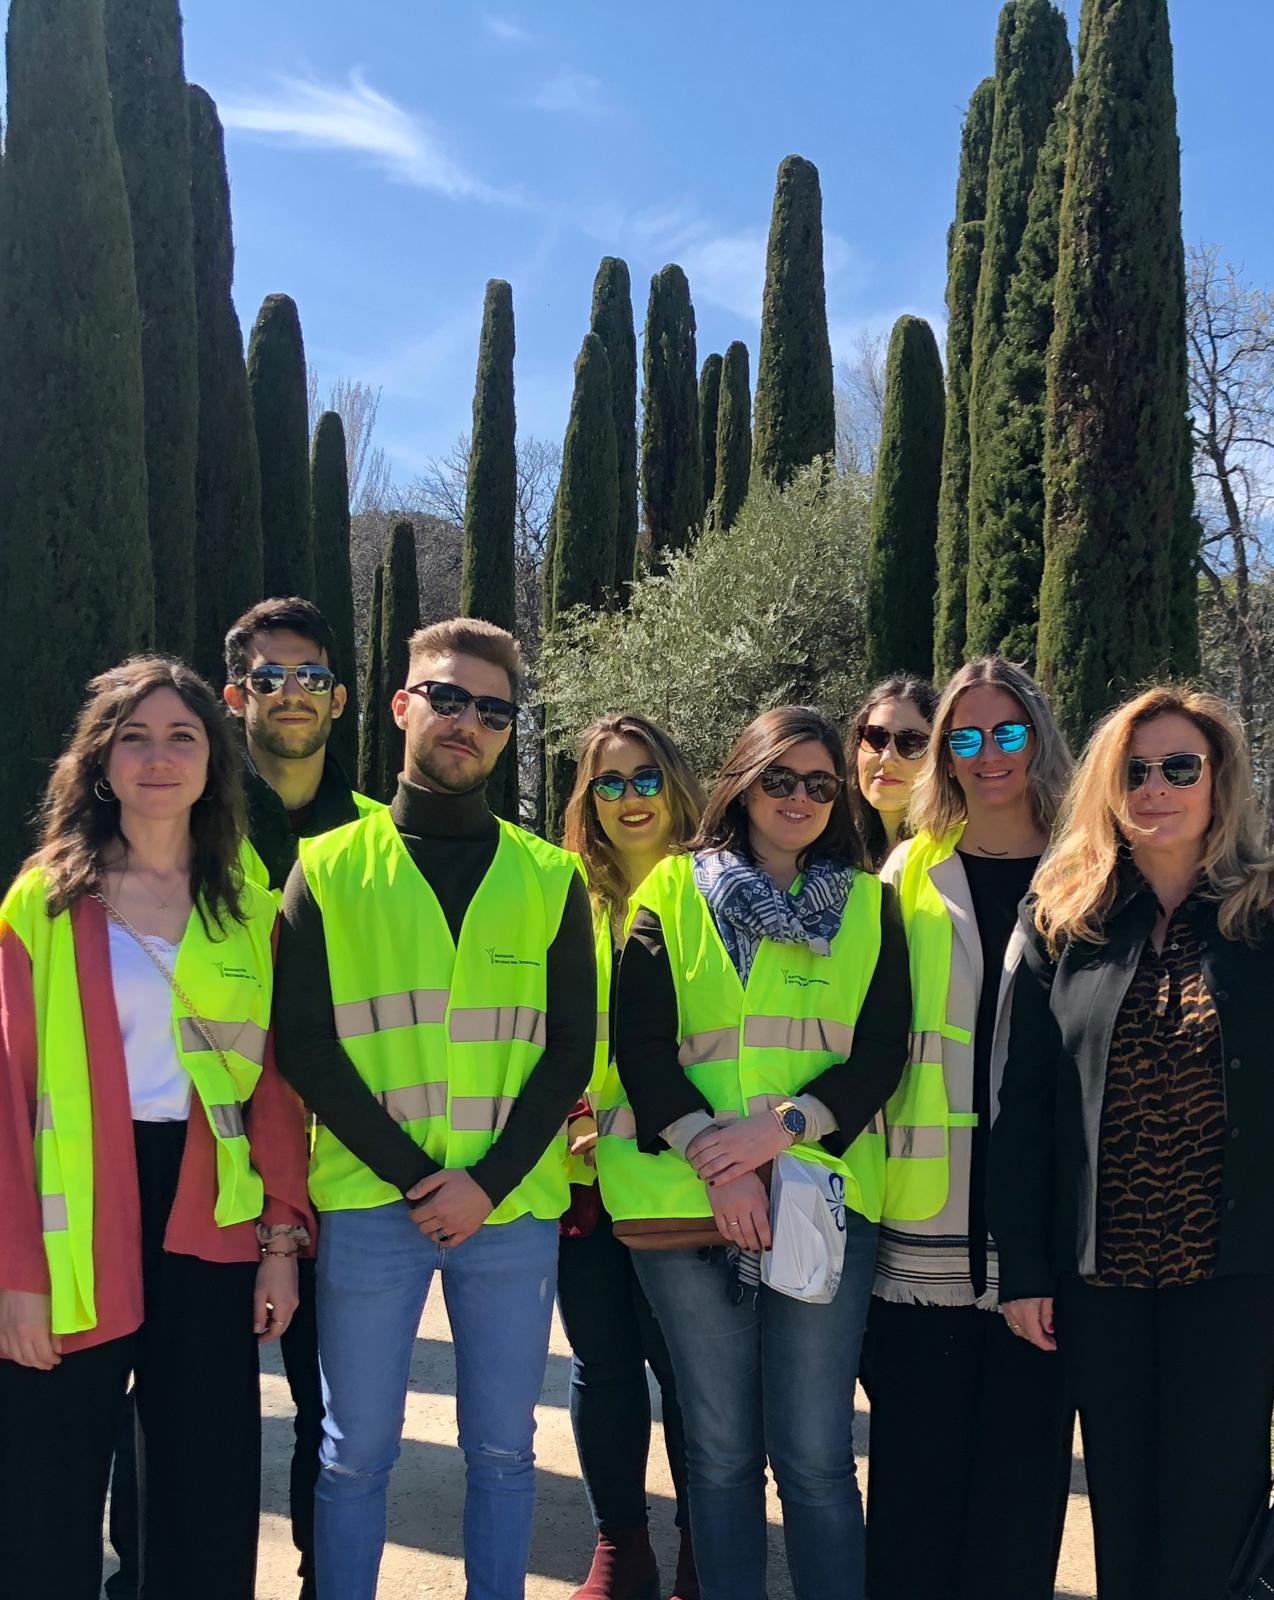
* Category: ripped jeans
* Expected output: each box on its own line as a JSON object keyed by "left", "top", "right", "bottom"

{"left": 314, "top": 1203, "right": 558, "bottom": 1600}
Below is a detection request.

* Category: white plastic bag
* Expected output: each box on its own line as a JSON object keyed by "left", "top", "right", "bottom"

{"left": 761, "top": 1151, "right": 848, "bottom": 1304}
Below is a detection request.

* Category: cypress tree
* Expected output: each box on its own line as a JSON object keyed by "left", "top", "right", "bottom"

{"left": 965, "top": 0, "right": 1072, "bottom": 662}
{"left": 188, "top": 84, "right": 263, "bottom": 686}
{"left": 698, "top": 353, "right": 723, "bottom": 518}
{"left": 375, "top": 519, "right": 421, "bottom": 804}
{"left": 713, "top": 341, "right": 752, "bottom": 532}
{"left": 105, "top": 0, "right": 199, "bottom": 658}
{"left": 589, "top": 257, "right": 638, "bottom": 594}
{"left": 311, "top": 411, "right": 360, "bottom": 779}
{"left": 752, "top": 155, "right": 835, "bottom": 486}
{"left": 964, "top": 101, "right": 1068, "bottom": 665}
{"left": 865, "top": 317, "right": 946, "bottom": 680}
{"left": 460, "top": 279, "right": 519, "bottom": 820}
{"left": 933, "top": 76, "right": 996, "bottom": 677}
{"left": 0, "top": 0, "right": 153, "bottom": 874}
{"left": 547, "top": 333, "right": 619, "bottom": 832}
{"left": 640, "top": 264, "right": 700, "bottom": 566}
{"left": 552, "top": 333, "right": 619, "bottom": 619}
{"left": 357, "top": 563, "right": 384, "bottom": 798}
{"left": 248, "top": 292, "right": 315, "bottom": 600}
{"left": 1038, "top": 0, "right": 1192, "bottom": 742}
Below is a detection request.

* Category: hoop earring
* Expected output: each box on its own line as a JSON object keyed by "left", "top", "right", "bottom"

{"left": 93, "top": 777, "right": 115, "bottom": 802}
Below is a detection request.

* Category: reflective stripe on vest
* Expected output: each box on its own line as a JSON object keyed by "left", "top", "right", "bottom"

{"left": 1, "top": 868, "right": 276, "bottom": 1335}
{"left": 301, "top": 808, "right": 579, "bottom": 1221}
{"left": 594, "top": 854, "right": 887, "bottom": 1225}
{"left": 881, "top": 828, "right": 965, "bottom": 1222}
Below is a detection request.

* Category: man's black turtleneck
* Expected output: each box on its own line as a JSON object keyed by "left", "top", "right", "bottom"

{"left": 273, "top": 776, "right": 595, "bottom": 1207}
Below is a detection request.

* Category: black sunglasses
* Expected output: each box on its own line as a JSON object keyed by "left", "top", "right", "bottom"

{"left": 1126, "top": 752, "right": 1209, "bottom": 790}
{"left": 860, "top": 723, "right": 929, "bottom": 761}
{"left": 758, "top": 765, "right": 843, "bottom": 804}
{"left": 240, "top": 663, "right": 335, "bottom": 697}
{"left": 406, "top": 679, "right": 517, "bottom": 733}
{"left": 591, "top": 766, "right": 664, "bottom": 802}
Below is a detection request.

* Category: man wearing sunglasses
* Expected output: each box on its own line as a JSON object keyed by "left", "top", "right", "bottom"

{"left": 272, "top": 616, "right": 594, "bottom": 1600}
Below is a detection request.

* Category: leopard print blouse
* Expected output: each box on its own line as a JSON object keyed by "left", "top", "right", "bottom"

{"left": 1092, "top": 903, "right": 1226, "bottom": 1289}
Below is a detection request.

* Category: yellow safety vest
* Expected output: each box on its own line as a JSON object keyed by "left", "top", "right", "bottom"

{"left": 563, "top": 885, "right": 636, "bottom": 1189}
{"left": 0, "top": 868, "right": 276, "bottom": 1336}
{"left": 594, "top": 853, "right": 887, "bottom": 1224}
{"left": 880, "top": 826, "right": 967, "bottom": 1221}
{"left": 239, "top": 788, "right": 384, "bottom": 896}
{"left": 300, "top": 806, "right": 579, "bottom": 1222}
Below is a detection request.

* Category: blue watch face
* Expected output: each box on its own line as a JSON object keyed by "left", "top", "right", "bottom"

{"left": 782, "top": 1107, "right": 807, "bottom": 1137}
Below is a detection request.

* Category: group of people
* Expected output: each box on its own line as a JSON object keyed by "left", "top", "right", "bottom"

{"left": 1, "top": 593, "right": 1272, "bottom": 1600}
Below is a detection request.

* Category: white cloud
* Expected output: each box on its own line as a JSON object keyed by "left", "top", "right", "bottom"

{"left": 482, "top": 13, "right": 532, "bottom": 44}
{"left": 219, "top": 72, "right": 513, "bottom": 203}
{"left": 528, "top": 68, "right": 608, "bottom": 117}
{"left": 679, "top": 229, "right": 768, "bottom": 321}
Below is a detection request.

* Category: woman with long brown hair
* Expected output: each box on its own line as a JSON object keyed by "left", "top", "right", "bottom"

{"left": 992, "top": 686, "right": 1274, "bottom": 1600}
{"left": 849, "top": 673, "right": 938, "bottom": 870}
{"left": 0, "top": 656, "right": 313, "bottom": 1600}
{"left": 559, "top": 713, "right": 705, "bottom": 1600}
{"left": 863, "top": 655, "right": 1074, "bottom": 1600}
{"left": 609, "top": 705, "right": 909, "bottom": 1600}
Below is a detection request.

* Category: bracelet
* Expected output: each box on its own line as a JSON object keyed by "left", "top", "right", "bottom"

{"left": 255, "top": 1221, "right": 312, "bottom": 1249}
{"left": 261, "top": 1245, "right": 298, "bottom": 1259}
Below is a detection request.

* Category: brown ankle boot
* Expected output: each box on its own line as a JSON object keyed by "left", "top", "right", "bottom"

{"left": 669, "top": 1527, "right": 700, "bottom": 1600}
{"left": 570, "top": 1528, "right": 660, "bottom": 1600}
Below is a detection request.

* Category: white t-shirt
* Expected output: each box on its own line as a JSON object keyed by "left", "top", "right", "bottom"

{"left": 107, "top": 921, "right": 192, "bottom": 1122}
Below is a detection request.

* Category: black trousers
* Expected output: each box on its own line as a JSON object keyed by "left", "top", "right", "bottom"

{"left": 107, "top": 1255, "right": 323, "bottom": 1599}
{"left": 1057, "top": 1273, "right": 1274, "bottom": 1600}
{"left": 862, "top": 1296, "right": 1074, "bottom": 1600}
{"left": 0, "top": 1122, "right": 261, "bottom": 1600}
{"left": 557, "top": 1209, "right": 691, "bottom": 1532}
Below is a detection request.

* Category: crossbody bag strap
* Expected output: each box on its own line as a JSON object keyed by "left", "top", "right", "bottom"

{"left": 92, "top": 892, "right": 232, "bottom": 1076}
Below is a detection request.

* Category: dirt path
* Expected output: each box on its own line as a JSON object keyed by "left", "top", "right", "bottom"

{"left": 103, "top": 1293, "right": 1096, "bottom": 1597}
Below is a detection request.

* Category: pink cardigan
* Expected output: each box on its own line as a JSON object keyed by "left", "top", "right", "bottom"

{"left": 0, "top": 894, "right": 315, "bottom": 1354}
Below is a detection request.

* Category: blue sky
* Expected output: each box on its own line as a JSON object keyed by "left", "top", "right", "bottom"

{"left": 181, "top": 0, "right": 1274, "bottom": 487}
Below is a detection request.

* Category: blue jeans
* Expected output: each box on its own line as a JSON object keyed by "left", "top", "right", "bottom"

{"left": 632, "top": 1212, "right": 878, "bottom": 1600}
{"left": 314, "top": 1204, "right": 558, "bottom": 1600}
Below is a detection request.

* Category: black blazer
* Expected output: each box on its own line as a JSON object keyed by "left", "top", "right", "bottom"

{"left": 989, "top": 877, "right": 1274, "bottom": 1302}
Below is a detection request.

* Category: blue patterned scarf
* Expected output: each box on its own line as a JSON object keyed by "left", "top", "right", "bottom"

{"left": 692, "top": 847, "right": 852, "bottom": 985}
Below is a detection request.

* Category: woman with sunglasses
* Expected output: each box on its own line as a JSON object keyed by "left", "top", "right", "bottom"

{"left": 850, "top": 674, "right": 939, "bottom": 869}
{"left": 0, "top": 656, "right": 313, "bottom": 1599}
{"left": 991, "top": 687, "right": 1274, "bottom": 1600}
{"left": 863, "top": 656, "right": 1074, "bottom": 1600}
{"left": 559, "top": 714, "right": 706, "bottom": 1600}
{"left": 609, "top": 705, "right": 909, "bottom": 1600}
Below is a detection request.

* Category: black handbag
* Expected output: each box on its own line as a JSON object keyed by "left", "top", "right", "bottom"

{"left": 1227, "top": 1499, "right": 1274, "bottom": 1598}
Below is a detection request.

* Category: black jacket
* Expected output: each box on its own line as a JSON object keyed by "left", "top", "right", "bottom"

{"left": 989, "top": 876, "right": 1274, "bottom": 1302}
{"left": 242, "top": 751, "right": 364, "bottom": 892}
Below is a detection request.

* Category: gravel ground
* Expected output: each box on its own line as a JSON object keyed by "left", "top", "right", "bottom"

{"left": 103, "top": 1291, "right": 1097, "bottom": 1598}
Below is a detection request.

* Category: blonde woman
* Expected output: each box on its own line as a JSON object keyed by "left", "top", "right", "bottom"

{"left": 559, "top": 714, "right": 705, "bottom": 1600}
{"left": 863, "top": 657, "right": 1074, "bottom": 1600}
{"left": 991, "top": 687, "right": 1274, "bottom": 1600}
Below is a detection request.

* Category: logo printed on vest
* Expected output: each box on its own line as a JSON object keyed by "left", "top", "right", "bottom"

{"left": 782, "top": 970, "right": 830, "bottom": 988}
{"left": 213, "top": 960, "right": 257, "bottom": 982}
{"left": 484, "top": 947, "right": 542, "bottom": 968}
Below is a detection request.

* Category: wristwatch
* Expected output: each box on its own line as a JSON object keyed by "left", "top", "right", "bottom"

{"left": 772, "top": 1100, "right": 807, "bottom": 1146}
